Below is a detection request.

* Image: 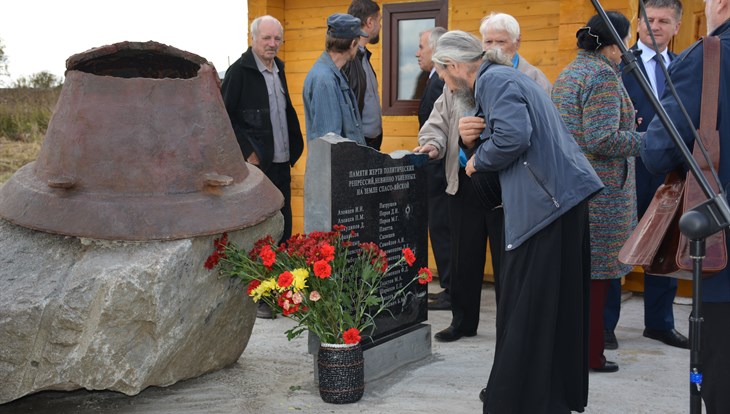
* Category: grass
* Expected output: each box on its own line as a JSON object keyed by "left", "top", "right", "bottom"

{"left": 0, "top": 137, "right": 41, "bottom": 183}
{"left": 0, "top": 87, "right": 59, "bottom": 184}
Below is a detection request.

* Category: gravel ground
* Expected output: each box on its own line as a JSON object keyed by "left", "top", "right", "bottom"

{"left": 0, "top": 282, "right": 695, "bottom": 414}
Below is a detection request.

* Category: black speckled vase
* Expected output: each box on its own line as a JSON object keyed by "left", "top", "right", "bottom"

{"left": 317, "top": 343, "right": 364, "bottom": 404}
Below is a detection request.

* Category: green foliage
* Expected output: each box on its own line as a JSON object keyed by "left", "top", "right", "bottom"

{"left": 0, "top": 37, "right": 9, "bottom": 86}
{"left": 12, "top": 71, "right": 63, "bottom": 89}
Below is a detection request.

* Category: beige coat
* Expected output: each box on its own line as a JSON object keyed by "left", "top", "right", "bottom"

{"left": 517, "top": 55, "right": 553, "bottom": 96}
{"left": 417, "top": 58, "right": 553, "bottom": 196}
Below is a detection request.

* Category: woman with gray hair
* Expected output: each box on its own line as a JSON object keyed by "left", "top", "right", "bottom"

{"left": 433, "top": 29, "right": 602, "bottom": 413}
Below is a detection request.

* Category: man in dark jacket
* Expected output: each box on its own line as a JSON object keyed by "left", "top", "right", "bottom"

{"left": 343, "top": 0, "right": 383, "bottom": 150}
{"left": 415, "top": 27, "right": 452, "bottom": 310}
{"left": 605, "top": 0, "right": 688, "bottom": 351}
{"left": 221, "top": 15, "right": 304, "bottom": 248}
{"left": 641, "top": 0, "right": 730, "bottom": 410}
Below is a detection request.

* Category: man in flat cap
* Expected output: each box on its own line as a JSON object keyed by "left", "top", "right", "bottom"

{"left": 303, "top": 13, "right": 368, "bottom": 145}
{"left": 343, "top": 0, "right": 383, "bottom": 150}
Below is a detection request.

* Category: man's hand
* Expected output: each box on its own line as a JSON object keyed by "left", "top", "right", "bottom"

{"left": 465, "top": 155, "right": 477, "bottom": 177}
{"left": 247, "top": 152, "right": 260, "bottom": 166}
{"left": 413, "top": 144, "right": 440, "bottom": 159}
{"left": 458, "top": 116, "right": 486, "bottom": 148}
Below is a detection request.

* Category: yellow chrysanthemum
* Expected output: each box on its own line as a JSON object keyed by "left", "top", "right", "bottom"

{"left": 250, "top": 278, "right": 278, "bottom": 302}
{"left": 291, "top": 268, "right": 309, "bottom": 292}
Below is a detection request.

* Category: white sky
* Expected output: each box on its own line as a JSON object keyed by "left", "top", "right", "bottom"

{"left": 0, "top": 0, "right": 249, "bottom": 82}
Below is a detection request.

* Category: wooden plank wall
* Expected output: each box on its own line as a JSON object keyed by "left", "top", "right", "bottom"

{"left": 246, "top": 0, "right": 704, "bottom": 289}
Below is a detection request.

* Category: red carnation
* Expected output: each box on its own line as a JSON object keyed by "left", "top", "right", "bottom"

{"left": 277, "top": 271, "right": 294, "bottom": 288}
{"left": 402, "top": 247, "right": 416, "bottom": 266}
{"left": 417, "top": 267, "right": 433, "bottom": 285}
{"left": 282, "top": 304, "right": 300, "bottom": 316}
{"left": 204, "top": 251, "right": 220, "bottom": 270}
{"left": 249, "top": 235, "right": 274, "bottom": 260}
{"left": 343, "top": 327, "right": 361, "bottom": 344}
{"left": 360, "top": 242, "right": 378, "bottom": 254}
{"left": 313, "top": 260, "right": 332, "bottom": 278}
{"left": 247, "top": 280, "right": 261, "bottom": 295}
{"left": 259, "top": 245, "right": 276, "bottom": 269}
{"left": 319, "top": 243, "right": 335, "bottom": 262}
{"left": 213, "top": 232, "right": 229, "bottom": 252}
{"left": 278, "top": 294, "right": 300, "bottom": 316}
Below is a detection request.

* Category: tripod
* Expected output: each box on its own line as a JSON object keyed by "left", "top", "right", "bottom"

{"left": 589, "top": 1, "right": 730, "bottom": 413}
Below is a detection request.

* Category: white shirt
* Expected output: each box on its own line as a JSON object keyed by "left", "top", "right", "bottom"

{"left": 637, "top": 39, "right": 670, "bottom": 98}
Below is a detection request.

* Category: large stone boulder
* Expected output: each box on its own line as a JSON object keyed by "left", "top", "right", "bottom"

{"left": 0, "top": 214, "right": 282, "bottom": 404}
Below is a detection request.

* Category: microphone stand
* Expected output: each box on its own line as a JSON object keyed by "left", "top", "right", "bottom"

{"left": 588, "top": 1, "right": 730, "bottom": 413}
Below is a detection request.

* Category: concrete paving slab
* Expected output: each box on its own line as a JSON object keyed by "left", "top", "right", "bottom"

{"left": 0, "top": 282, "right": 696, "bottom": 413}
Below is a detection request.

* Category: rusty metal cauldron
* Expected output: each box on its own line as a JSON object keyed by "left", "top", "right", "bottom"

{"left": 0, "top": 41, "right": 283, "bottom": 240}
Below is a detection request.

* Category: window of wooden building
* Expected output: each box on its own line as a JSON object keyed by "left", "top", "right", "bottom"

{"left": 382, "top": 0, "right": 447, "bottom": 116}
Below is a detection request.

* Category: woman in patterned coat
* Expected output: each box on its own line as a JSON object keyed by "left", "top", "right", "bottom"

{"left": 552, "top": 11, "right": 641, "bottom": 373}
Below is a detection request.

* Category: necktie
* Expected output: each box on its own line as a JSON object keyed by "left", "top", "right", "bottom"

{"left": 653, "top": 54, "right": 666, "bottom": 98}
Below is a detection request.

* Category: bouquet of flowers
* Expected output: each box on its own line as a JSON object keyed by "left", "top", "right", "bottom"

{"left": 205, "top": 225, "right": 432, "bottom": 345}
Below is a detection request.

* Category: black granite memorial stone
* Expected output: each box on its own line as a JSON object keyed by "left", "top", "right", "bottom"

{"left": 305, "top": 135, "right": 428, "bottom": 344}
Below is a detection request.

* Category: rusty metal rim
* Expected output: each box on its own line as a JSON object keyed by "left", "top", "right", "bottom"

{"left": 0, "top": 164, "right": 283, "bottom": 241}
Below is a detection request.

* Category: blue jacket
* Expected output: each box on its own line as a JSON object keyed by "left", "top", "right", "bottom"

{"left": 473, "top": 61, "right": 604, "bottom": 251}
{"left": 302, "top": 52, "right": 365, "bottom": 145}
{"left": 640, "top": 18, "right": 730, "bottom": 302}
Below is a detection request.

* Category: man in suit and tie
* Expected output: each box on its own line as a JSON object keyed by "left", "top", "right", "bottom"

{"left": 604, "top": 0, "right": 689, "bottom": 350}
{"left": 415, "top": 27, "right": 451, "bottom": 310}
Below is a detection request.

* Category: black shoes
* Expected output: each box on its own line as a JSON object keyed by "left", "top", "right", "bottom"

{"left": 434, "top": 326, "right": 477, "bottom": 342}
{"left": 604, "top": 330, "right": 618, "bottom": 350}
{"left": 428, "top": 290, "right": 452, "bottom": 310}
{"left": 479, "top": 387, "right": 487, "bottom": 403}
{"left": 605, "top": 328, "right": 689, "bottom": 350}
{"left": 591, "top": 360, "right": 619, "bottom": 373}
{"left": 643, "top": 328, "right": 690, "bottom": 349}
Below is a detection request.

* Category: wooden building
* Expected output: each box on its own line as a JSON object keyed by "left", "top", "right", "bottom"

{"left": 245, "top": 0, "right": 708, "bottom": 293}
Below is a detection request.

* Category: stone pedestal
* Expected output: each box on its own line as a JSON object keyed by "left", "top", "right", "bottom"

{"left": 309, "top": 323, "right": 432, "bottom": 382}
{"left": 0, "top": 214, "right": 283, "bottom": 404}
{"left": 304, "top": 135, "right": 432, "bottom": 382}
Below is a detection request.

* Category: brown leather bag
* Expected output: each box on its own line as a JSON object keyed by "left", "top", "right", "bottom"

{"left": 618, "top": 35, "right": 726, "bottom": 280}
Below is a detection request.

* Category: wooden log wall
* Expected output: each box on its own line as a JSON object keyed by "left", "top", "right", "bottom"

{"left": 246, "top": 0, "right": 706, "bottom": 290}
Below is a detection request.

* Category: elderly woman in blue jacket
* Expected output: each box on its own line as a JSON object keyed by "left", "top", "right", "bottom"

{"left": 430, "top": 30, "right": 603, "bottom": 413}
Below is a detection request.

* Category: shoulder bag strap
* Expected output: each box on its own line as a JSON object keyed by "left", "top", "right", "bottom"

{"left": 678, "top": 35, "right": 726, "bottom": 273}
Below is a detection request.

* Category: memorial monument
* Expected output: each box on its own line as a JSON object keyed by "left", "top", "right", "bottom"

{"left": 304, "top": 134, "right": 431, "bottom": 380}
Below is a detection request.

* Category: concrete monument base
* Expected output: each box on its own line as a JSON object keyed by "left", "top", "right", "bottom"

{"left": 309, "top": 323, "right": 432, "bottom": 382}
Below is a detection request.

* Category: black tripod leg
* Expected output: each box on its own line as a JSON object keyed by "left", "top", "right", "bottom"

{"left": 689, "top": 238, "right": 704, "bottom": 414}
